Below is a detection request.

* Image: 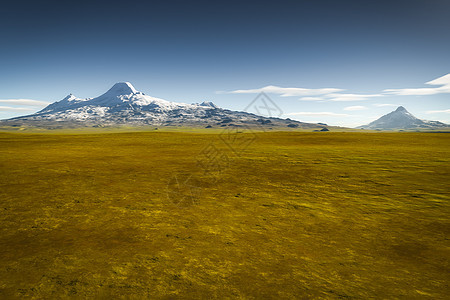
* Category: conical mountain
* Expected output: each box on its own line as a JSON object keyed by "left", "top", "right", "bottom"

{"left": 358, "top": 106, "right": 448, "bottom": 130}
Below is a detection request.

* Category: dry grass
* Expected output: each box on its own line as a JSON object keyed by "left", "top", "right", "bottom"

{"left": 0, "top": 131, "right": 449, "bottom": 298}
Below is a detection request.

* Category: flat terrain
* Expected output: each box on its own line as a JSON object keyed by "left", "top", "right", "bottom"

{"left": 0, "top": 131, "right": 449, "bottom": 298}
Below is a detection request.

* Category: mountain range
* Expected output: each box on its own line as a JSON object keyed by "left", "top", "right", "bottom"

{"left": 1, "top": 83, "right": 448, "bottom": 131}
{"left": 0, "top": 82, "right": 318, "bottom": 130}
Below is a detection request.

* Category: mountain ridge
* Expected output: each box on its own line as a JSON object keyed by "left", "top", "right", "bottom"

{"left": 1, "top": 82, "right": 322, "bottom": 130}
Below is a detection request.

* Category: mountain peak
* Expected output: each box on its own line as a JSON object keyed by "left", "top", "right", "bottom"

{"left": 104, "top": 82, "right": 137, "bottom": 96}
{"left": 199, "top": 101, "right": 218, "bottom": 108}
{"left": 357, "top": 106, "right": 447, "bottom": 130}
{"left": 62, "top": 93, "right": 78, "bottom": 101}
{"left": 395, "top": 106, "right": 407, "bottom": 112}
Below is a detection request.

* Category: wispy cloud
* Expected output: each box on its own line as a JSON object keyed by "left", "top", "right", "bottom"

{"left": 224, "top": 86, "right": 385, "bottom": 102}
{"left": 0, "top": 106, "right": 35, "bottom": 112}
{"left": 344, "top": 105, "right": 367, "bottom": 111}
{"left": 426, "top": 109, "right": 450, "bottom": 114}
{"left": 225, "top": 85, "right": 343, "bottom": 97}
{"left": 384, "top": 73, "right": 450, "bottom": 96}
{"left": 298, "top": 96, "right": 325, "bottom": 101}
{"left": 298, "top": 93, "right": 383, "bottom": 102}
{"left": 285, "top": 112, "right": 350, "bottom": 116}
{"left": 325, "top": 93, "right": 383, "bottom": 101}
{"left": 373, "top": 103, "right": 399, "bottom": 107}
{"left": 0, "top": 99, "right": 50, "bottom": 106}
{"left": 223, "top": 73, "right": 450, "bottom": 106}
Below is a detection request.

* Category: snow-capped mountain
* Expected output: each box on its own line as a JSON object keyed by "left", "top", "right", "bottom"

{"left": 1, "top": 82, "right": 317, "bottom": 129}
{"left": 358, "top": 106, "right": 448, "bottom": 130}
{"left": 36, "top": 82, "right": 198, "bottom": 121}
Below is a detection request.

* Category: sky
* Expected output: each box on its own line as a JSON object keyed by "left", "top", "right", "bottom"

{"left": 0, "top": 0, "right": 449, "bottom": 127}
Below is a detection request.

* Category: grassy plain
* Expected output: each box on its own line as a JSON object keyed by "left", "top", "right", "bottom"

{"left": 0, "top": 131, "right": 449, "bottom": 298}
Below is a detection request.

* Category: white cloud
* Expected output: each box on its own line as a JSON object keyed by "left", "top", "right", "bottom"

{"left": 0, "top": 106, "right": 35, "bottom": 112}
{"left": 384, "top": 73, "right": 450, "bottom": 96}
{"left": 285, "top": 111, "right": 350, "bottom": 117}
{"left": 427, "top": 74, "right": 450, "bottom": 86}
{"left": 226, "top": 85, "right": 343, "bottom": 97}
{"left": 298, "top": 97, "right": 325, "bottom": 101}
{"left": 0, "top": 99, "right": 50, "bottom": 106}
{"left": 426, "top": 109, "right": 450, "bottom": 114}
{"left": 344, "top": 105, "right": 367, "bottom": 111}
{"left": 373, "top": 103, "right": 399, "bottom": 107}
{"left": 224, "top": 73, "right": 450, "bottom": 105}
{"left": 298, "top": 93, "right": 383, "bottom": 102}
{"left": 325, "top": 93, "right": 383, "bottom": 101}
{"left": 384, "top": 87, "right": 446, "bottom": 96}
{"left": 228, "top": 86, "right": 384, "bottom": 102}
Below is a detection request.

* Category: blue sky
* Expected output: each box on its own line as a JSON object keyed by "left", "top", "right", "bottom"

{"left": 0, "top": 0, "right": 449, "bottom": 127}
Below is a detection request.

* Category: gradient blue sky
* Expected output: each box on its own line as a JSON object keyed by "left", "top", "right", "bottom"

{"left": 1, "top": 0, "right": 449, "bottom": 127}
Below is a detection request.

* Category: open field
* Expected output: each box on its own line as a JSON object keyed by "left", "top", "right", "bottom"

{"left": 0, "top": 125, "right": 358, "bottom": 134}
{"left": 0, "top": 131, "right": 449, "bottom": 298}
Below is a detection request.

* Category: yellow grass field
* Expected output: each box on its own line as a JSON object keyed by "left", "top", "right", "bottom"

{"left": 0, "top": 131, "right": 449, "bottom": 298}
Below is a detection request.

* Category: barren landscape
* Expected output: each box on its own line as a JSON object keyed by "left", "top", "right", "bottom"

{"left": 1, "top": 131, "right": 448, "bottom": 298}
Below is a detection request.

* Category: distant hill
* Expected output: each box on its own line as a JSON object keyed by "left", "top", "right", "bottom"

{"left": 358, "top": 106, "right": 448, "bottom": 130}
{"left": 0, "top": 82, "right": 321, "bottom": 130}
